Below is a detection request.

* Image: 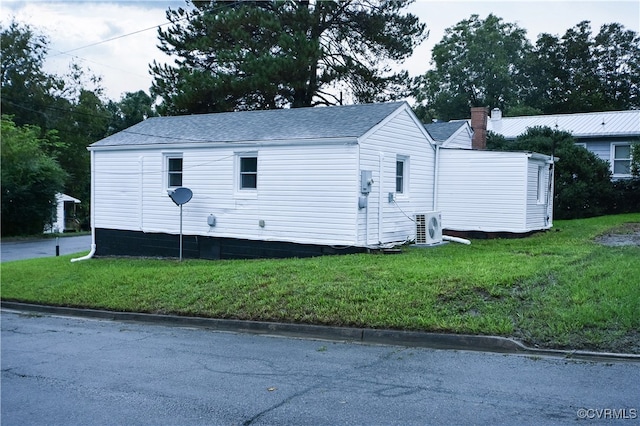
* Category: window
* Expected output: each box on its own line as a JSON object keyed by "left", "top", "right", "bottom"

{"left": 396, "top": 156, "right": 408, "bottom": 194}
{"left": 537, "top": 166, "right": 545, "bottom": 204}
{"left": 166, "top": 155, "right": 183, "bottom": 188}
{"left": 239, "top": 155, "right": 257, "bottom": 189}
{"left": 612, "top": 144, "right": 631, "bottom": 176}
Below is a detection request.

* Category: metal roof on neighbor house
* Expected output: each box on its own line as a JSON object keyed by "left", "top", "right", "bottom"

{"left": 91, "top": 102, "right": 408, "bottom": 147}
{"left": 423, "top": 121, "right": 468, "bottom": 142}
{"left": 486, "top": 109, "right": 640, "bottom": 139}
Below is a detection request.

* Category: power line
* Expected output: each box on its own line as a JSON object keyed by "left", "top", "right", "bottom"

{"left": 49, "top": 21, "right": 176, "bottom": 58}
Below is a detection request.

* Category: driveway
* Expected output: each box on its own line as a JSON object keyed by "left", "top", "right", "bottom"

{"left": 2, "top": 310, "right": 639, "bottom": 425}
{"left": 1, "top": 235, "right": 92, "bottom": 262}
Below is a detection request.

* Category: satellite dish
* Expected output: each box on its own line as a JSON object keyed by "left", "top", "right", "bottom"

{"left": 169, "top": 187, "right": 193, "bottom": 206}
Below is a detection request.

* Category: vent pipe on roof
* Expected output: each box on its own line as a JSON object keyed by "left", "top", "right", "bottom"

{"left": 491, "top": 108, "right": 502, "bottom": 121}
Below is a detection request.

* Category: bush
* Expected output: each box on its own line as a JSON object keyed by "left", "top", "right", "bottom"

{"left": 488, "top": 126, "right": 615, "bottom": 219}
{"left": 610, "top": 178, "right": 640, "bottom": 214}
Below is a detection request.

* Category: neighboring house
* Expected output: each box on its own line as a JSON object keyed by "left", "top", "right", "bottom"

{"left": 44, "top": 193, "right": 81, "bottom": 234}
{"left": 87, "top": 102, "right": 555, "bottom": 260}
{"left": 486, "top": 109, "right": 640, "bottom": 179}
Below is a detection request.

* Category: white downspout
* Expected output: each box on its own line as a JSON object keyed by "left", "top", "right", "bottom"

{"left": 71, "top": 149, "right": 96, "bottom": 262}
{"left": 433, "top": 143, "right": 441, "bottom": 211}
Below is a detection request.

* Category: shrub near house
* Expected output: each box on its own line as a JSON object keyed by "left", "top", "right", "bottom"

{"left": 487, "top": 126, "right": 616, "bottom": 219}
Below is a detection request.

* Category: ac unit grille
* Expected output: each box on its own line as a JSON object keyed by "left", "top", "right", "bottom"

{"left": 415, "top": 214, "right": 427, "bottom": 244}
{"left": 415, "top": 212, "right": 442, "bottom": 245}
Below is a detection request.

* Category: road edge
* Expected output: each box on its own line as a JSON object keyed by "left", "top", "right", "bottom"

{"left": 2, "top": 301, "right": 638, "bottom": 362}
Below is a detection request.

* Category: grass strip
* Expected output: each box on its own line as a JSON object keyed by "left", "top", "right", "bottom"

{"left": 2, "top": 214, "right": 639, "bottom": 353}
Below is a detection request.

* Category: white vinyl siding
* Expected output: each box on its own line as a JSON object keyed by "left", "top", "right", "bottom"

{"left": 437, "top": 149, "right": 553, "bottom": 233}
{"left": 93, "top": 143, "right": 360, "bottom": 246}
{"left": 357, "top": 108, "right": 434, "bottom": 245}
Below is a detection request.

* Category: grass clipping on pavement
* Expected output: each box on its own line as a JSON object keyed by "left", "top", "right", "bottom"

{"left": 2, "top": 214, "right": 639, "bottom": 353}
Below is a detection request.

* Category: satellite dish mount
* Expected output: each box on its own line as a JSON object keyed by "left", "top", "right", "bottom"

{"left": 168, "top": 187, "right": 193, "bottom": 261}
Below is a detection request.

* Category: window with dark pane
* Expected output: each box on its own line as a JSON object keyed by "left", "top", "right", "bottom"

{"left": 168, "top": 157, "right": 183, "bottom": 187}
{"left": 240, "top": 156, "right": 257, "bottom": 189}
{"left": 396, "top": 160, "right": 404, "bottom": 193}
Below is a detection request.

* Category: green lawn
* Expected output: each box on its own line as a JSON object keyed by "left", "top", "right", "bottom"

{"left": 2, "top": 214, "right": 639, "bottom": 353}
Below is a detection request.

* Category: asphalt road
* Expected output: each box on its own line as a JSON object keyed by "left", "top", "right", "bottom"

{"left": 2, "top": 311, "right": 638, "bottom": 425}
{"left": 0, "top": 235, "right": 92, "bottom": 262}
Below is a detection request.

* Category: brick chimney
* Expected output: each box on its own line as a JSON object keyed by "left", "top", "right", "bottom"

{"left": 470, "top": 106, "right": 488, "bottom": 150}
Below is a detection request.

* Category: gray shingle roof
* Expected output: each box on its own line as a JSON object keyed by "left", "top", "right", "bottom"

{"left": 423, "top": 121, "right": 467, "bottom": 142}
{"left": 91, "top": 102, "right": 407, "bottom": 147}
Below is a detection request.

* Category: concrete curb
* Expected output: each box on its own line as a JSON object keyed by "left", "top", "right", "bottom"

{"left": 3, "top": 301, "right": 639, "bottom": 362}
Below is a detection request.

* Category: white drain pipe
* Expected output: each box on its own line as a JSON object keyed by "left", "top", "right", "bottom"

{"left": 71, "top": 150, "right": 96, "bottom": 262}
{"left": 443, "top": 235, "right": 471, "bottom": 245}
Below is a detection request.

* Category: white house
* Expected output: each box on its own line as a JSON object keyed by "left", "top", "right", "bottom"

{"left": 85, "top": 102, "right": 555, "bottom": 260}
{"left": 88, "top": 102, "right": 439, "bottom": 259}
{"left": 486, "top": 109, "right": 640, "bottom": 180}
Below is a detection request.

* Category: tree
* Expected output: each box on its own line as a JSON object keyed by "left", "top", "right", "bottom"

{"left": 107, "top": 90, "right": 159, "bottom": 135}
{"left": 413, "top": 14, "right": 531, "bottom": 121}
{"left": 1, "top": 20, "right": 63, "bottom": 130}
{"left": 487, "top": 127, "right": 614, "bottom": 219}
{"left": 151, "top": 0, "right": 426, "bottom": 114}
{"left": 1, "top": 116, "right": 67, "bottom": 236}
{"left": 525, "top": 21, "right": 640, "bottom": 113}
{"left": 1, "top": 20, "right": 116, "bottom": 228}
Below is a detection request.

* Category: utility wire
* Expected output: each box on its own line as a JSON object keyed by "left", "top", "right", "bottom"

{"left": 49, "top": 21, "right": 176, "bottom": 58}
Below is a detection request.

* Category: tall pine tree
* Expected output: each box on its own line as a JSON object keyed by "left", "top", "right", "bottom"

{"left": 150, "top": 0, "right": 426, "bottom": 114}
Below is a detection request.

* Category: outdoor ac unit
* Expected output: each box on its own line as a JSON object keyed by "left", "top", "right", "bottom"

{"left": 415, "top": 212, "right": 443, "bottom": 245}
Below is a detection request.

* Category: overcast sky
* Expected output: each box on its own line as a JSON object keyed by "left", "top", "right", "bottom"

{"left": 2, "top": 0, "right": 639, "bottom": 101}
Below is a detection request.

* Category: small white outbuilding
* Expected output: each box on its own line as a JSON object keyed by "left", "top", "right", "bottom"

{"left": 436, "top": 149, "right": 555, "bottom": 234}
{"left": 44, "top": 193, "right": 81, "bottom": 234}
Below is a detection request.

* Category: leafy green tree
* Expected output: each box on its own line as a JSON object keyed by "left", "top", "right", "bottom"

{"left": 1, "top": 20, "right": 63, "bottom": 130}
{"left": 414, "top": 14, "right": 531, "bottom": 121}
{"left": 107, "top": 90, "right": 158, "bottom": 135}
{"left": 151, "top": 0, "right": 426, "bottom": 114}
{"left": 487, "top": 127, "right": 614, "bottom": 219}
{"left": 1, "top": 21, "right": 116, "bottom": 227}
{"left": 593, "top": 23, "right": 640, "bottom": 110}
{"left": 525, "top": 21, "right": 640, "bottom": 113}
{"left": 1, "top": 116, "right": 67, "bottom": 236}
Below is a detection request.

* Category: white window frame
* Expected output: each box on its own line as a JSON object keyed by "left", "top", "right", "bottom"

{"left": 395, "top": 155, "right": 409, "bottom": 197}
{"left": 611, "top": 143, "right": 632, "bottom": 178}
{"left": 163, "top": 152, "right": 183, "bottom": 191}
{"left": 536, "top": 165, "right": 545, "bottom": 204}
{"left": 235, "top": 152, "right": 258, "bottom": 197}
